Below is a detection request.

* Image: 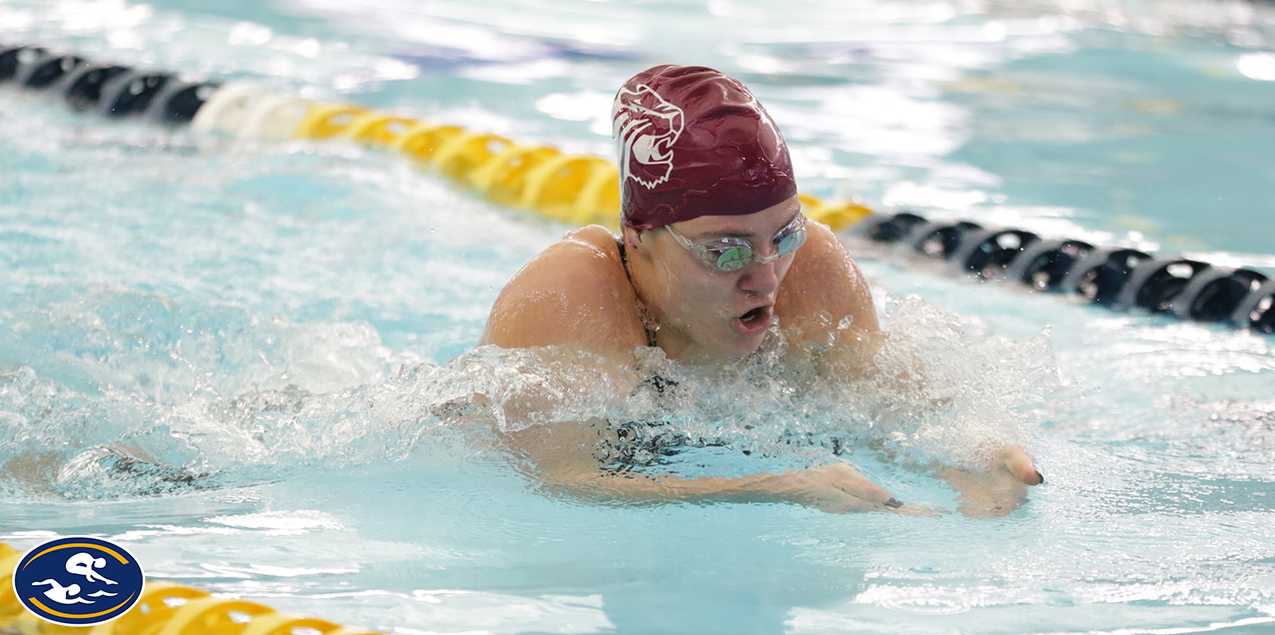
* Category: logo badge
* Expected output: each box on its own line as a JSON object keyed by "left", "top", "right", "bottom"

{"left": 612, "top": 83, "right": 685, "bottom": 190}
{"left": 11, "top": 536, "right": 145, "bottom": 626}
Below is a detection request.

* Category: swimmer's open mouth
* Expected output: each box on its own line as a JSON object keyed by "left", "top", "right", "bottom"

{"left": 736, "top": 304, "right": 773, "bottom": 330}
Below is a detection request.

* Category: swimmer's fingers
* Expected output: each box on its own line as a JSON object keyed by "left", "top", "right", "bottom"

{"left": 885, "top": 503, "right": 946, "bottom": 517}
{"left": 746, "top": 465, "right": 907, "bottom": 514}
{"left": 789, "top": 464, "right": 913, "bottom": 514}
{"left": 1000, "top": 444, "right": 1044, "bottom": 486}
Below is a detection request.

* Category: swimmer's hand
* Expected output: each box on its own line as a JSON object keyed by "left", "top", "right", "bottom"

{"left": 741, "top": 464, "right": 922, "bottom": 515}
{"left": 940, "top": 444, "right": 1044, "bottom": 518}
{"left": 1002, "top": 443, "right": 1044, "bottom": 486}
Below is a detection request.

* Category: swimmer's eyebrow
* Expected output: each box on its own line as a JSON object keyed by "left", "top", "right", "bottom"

{"left": 692, "top": 209, "right": 801, "bottom": 240}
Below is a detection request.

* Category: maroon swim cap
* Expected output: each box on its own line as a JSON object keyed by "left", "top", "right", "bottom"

{"left": 611, "top": 65, "right": 798, "bottom": 230}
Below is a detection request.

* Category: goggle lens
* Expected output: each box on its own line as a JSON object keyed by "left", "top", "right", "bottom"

{"left": 715, "top": 246, "right": 750, "bottom": 271}
{"left": 776, "top": 227, "right": 806, "bottom": 256}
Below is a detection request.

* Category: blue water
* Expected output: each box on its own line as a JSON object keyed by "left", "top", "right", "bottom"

{"left": 3, "top": 0, "right": 1275, "bottom": 633}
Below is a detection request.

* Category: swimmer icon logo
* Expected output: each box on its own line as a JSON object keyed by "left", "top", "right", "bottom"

{"left": 12, "top": 536, "right": 145, "bottom": 626}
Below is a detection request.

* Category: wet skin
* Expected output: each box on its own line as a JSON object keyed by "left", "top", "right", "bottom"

{"left": 476, "top": 195, "right": 1042, "bottom": 515}
{"left": 479, "top": 196, "right": 879, "bottom": 366}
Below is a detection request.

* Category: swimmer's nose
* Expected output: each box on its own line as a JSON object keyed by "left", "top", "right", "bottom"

{"left": 738, "top": 256, "right": 781, "bottom": 296}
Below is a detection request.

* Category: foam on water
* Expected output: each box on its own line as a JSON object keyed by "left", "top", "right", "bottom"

{"left": 1, "top": 289, "right": 1062, "bottom": 507}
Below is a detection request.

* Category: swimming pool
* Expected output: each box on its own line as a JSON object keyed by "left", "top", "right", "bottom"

{"left": 3, "top": 0, "right": 1275, "bottom": 633}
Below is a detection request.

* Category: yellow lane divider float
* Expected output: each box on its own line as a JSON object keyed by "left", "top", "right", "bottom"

{"left": 188, "top": 83, "right": 871, "bottom": 232}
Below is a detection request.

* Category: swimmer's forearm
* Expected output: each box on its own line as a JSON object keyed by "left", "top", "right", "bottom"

{"left": 496, "top": 414, "right": 908, "bottom": 513}
{"left": 564, "top": 471, "right": 774, "bottom": 502}
{"left": 505, "top": 423, "right": 802, "bottom": 503}
{"left": 552, "top": 464, "right": 904, "bottom": 513}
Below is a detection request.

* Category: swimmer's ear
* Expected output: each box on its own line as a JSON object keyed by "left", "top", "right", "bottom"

{"left": 621, "top": 226, "right": 645, "bottom": 253}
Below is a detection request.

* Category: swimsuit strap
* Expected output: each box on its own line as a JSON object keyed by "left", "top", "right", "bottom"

{"left": 617, "top": 236, "right": 659, "bottom": 348}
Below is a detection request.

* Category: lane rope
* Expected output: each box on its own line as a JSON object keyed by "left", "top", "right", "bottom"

{"left": 3, "top": 43, "right": 1271, "bottom": 329}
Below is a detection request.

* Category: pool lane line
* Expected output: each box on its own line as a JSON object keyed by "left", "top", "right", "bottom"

{"left": 2, "top": 42, "right": 1272, "bottom": 336}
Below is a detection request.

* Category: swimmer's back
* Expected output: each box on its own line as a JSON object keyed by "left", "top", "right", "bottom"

{"left": 478, "top": 225, "right": 647, "bottom": 357}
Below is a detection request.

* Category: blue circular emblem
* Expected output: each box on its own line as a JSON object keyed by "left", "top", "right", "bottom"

{"left": 11, "top": 536, "right": 145, "bottom": 626}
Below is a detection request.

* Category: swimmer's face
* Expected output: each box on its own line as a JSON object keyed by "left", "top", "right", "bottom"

{"left": 633, "top": 194, "right": 802, "bottom": 363}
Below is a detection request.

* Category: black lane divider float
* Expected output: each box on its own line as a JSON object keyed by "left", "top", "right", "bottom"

{"left": 851, "top": 213, "right": 1275, "bottom": 334}
{"left": 4, "top": 43, "right": 1273, "bottom": 335}
{"left": 0, "top": 44, "right": 219, "bottom": 122}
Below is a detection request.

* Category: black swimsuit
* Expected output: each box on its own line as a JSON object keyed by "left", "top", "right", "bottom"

{"left": 606, "top": 238, "right": 703, "bottom": 472}
{"left": 617, "top": 236, "right": 659, "bottom": 348}
{"left": 615, "top": 235, "right": 680, "bottom": 396}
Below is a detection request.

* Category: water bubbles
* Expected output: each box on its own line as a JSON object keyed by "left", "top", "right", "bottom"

{"left": 0, "top": 297, "right": 1061, "bottom": 501}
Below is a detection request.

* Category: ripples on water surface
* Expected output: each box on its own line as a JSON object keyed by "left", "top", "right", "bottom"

{"left": 2, "top": 0, "right": 1275, "bottom": 633}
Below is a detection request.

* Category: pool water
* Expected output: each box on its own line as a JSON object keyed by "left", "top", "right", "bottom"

{"left": 2, "top": 0, "right": 1275, "bottom": 633}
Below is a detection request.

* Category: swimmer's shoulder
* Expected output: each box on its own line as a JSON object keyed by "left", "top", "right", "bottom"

{"left": 479, "top": 224, "right": 645, "bottom": 353}
{"left": 529, "top": 224, "right": 629, "bottom": 294}
{"left": 776, "top": 218, "right": 881, "bottom": 335}
{"left": 558, "top": 224, "right": 631, "bottom": 271}
{"left": 524, "top": 224, "right": 624, "bottom": 285}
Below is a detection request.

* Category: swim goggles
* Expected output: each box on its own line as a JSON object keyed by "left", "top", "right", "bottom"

{"left": 665, "top": 214, "right": 808, "bottom": 272}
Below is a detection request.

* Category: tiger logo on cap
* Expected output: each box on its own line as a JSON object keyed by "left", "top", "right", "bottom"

{"left": 612, "top": 84, "right": 684, "bottom": 190}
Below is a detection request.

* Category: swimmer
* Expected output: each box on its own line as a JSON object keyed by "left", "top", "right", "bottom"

{"left": 65, "top": 551, "right": 116, "bottom": 585}
{"left": 30, "top": 579, "right": 94, "bottom": 605}
{"left": 477, "top": 64, "right": 1042, "bottom": 514}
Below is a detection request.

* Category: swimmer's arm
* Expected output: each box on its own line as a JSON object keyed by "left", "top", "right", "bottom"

{"left": 782, "top": 226, "right": 1044, "bottom": 504}
{"left": 489, "top": 416, "right": 909, "bottom": 514}
{"left": 827, "top": 339, "right": 1044, "bottom": 517}
{"left": 567, "top": 467, "right": 910, "bottom": 514}
{"left": 845, "top": 332, "right": 1045, "bottom": 492}
{"left": 815, "top": 329, "right": 1045, "bottom": 504}
{"left": 438, "top": 389, "right": 914, "bottom": 514}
